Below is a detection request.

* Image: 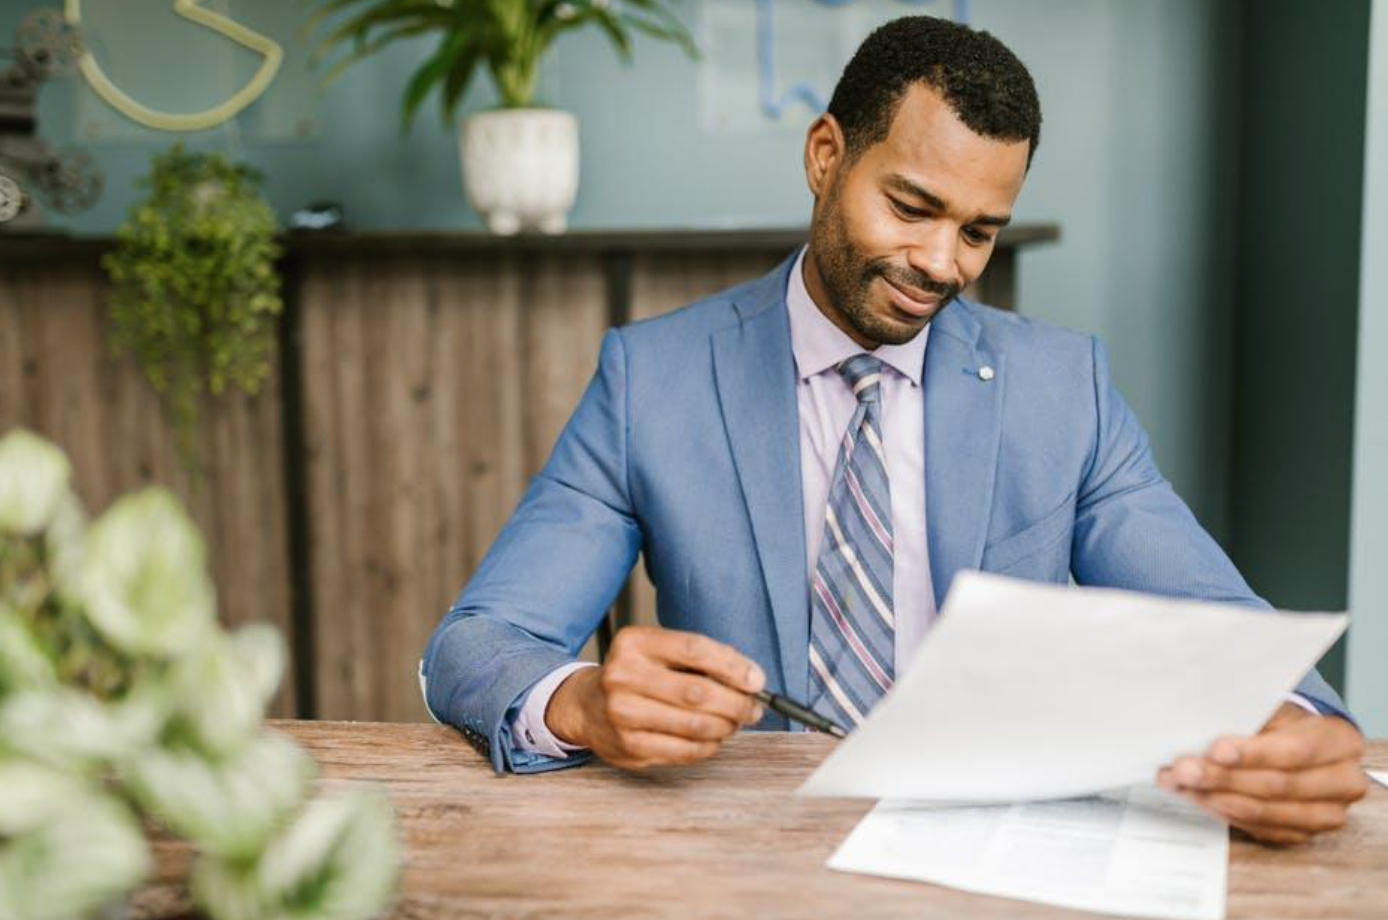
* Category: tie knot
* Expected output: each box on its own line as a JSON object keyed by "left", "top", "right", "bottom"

{"left": 838, "top": 354, "right": 884, "bottom": 404}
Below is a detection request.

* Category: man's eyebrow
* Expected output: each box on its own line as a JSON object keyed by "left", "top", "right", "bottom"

{"left": 884, "top": 174, "right": 1013, "bottom": 228}
{"left": 974, "top": 213, "right": 1013, "bottom": 228}
{"left": 884, "top": 174, "right": 947, "bottom": 210}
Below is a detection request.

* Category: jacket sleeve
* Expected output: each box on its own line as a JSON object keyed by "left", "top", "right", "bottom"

{"left": 421, "top": 328, "right": 643, "bottom": 772}
{"left": 1070, "top": 337, "right": 1351, "bottom": 722}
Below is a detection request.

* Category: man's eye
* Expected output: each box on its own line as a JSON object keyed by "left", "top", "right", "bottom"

{"left": 963, "top": 227, "right": 994, "bottom": 245}
{"left": 890, "top": 198, "right": 927, "bottom": 220}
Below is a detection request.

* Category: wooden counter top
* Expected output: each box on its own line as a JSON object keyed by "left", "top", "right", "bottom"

{"left": 130, "top": 720, "right": 1388, "bottom": 920}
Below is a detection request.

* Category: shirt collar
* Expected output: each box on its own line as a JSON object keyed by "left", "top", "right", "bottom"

{"left": 785, "top": 246, "right": 929, "bottom": 387}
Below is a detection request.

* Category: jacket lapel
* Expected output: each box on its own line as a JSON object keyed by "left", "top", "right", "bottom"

{"left": 711, "top": 257, "right": 810, "bottom": 700}
{"left": 923, "top": 301, "right": 1005, "bottom": 612}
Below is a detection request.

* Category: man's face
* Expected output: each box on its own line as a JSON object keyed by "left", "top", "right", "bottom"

{"left": 804, "top": 83, "right": 1031, "bottom": 348}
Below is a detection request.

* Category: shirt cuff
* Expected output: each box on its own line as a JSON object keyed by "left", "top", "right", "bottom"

{"left": 1284, "top": 692, "right": 1321, "bottom": 716}
{"left": 511, "top": 661, "right": 599, "bottom": 758}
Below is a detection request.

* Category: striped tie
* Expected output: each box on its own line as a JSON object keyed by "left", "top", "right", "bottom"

{"left": 808, "top": 354, "right": 895, "bottom": 729}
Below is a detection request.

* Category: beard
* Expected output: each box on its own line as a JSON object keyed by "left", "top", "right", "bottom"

{"left": 808, "top": 182, "right": 962, "bottom": 347}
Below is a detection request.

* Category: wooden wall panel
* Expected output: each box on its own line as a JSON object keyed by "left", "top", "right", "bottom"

{"left": 0, "top": 261, "right": 296, "bottom": 716}
{"left": 628, "top": 251, "right": 793, "bottom": 323}
{"left": 301, "top": 254, "right": 607, "bottom": 722}
{"left": 3, "top": 233, "right": 1039, "bottom": 725}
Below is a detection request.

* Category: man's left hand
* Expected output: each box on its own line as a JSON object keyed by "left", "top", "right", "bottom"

{"left": 1157, "top": 703, "right": 1369, "bottom": 846}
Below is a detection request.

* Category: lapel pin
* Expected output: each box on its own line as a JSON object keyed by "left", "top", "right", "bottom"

{"left": 978, "top": 365, "right": 995, "bottom": 382}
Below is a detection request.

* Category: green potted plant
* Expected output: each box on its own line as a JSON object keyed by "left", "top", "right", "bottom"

{"left": 0, "top": 428, "right": 401, "bottom": 920}
{"left": 103, "top": 146, "right": 282, "bottom": 476}
{"left": 307, "top": 0, "right": 697, "bottom": 234}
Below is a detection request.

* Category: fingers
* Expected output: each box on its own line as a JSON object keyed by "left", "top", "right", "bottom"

{"left": 1159, "top": 757, "right": 1371, "bottom": 803}
{"left": 601, "top": 658, "right": 762, "bottom": 728}
{"left": 1182, "top": 790, "right": 1351, "bottom": 836}
{"left": 589, "top": 627, "right": 768, "bottom": 770}
{"left": 1204, "top": 717, "right": 1364, "bottom": 772}
{"left": 611, "top": 730, "right": 722, "bottom": 770}
{"left": 1231, "top": 824, "right": 1311, "bottom": 847}
{"left": 616, "top": 626, "right": 766, "bottom": 694}
{"left": 1155, "top": 716, "right": 1367, "bottom": 845}
{"left": 606, "top": 689, "right": 744, "bottom": 742}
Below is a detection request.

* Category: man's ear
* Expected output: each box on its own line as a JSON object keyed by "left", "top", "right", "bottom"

{"left": 804, "top": 113, "right": 847, "bottom": 200}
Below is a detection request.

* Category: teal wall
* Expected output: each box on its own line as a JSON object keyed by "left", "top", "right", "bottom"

{"left": 11, "top": 0, "right": 954, "bottom": 233}
{"left": 2, "top": 0, "right": 1248, "bottom": 544}
{"left": 1229, "top": 0, "right": 1372, "bottom": 693}
{"left": 1347, "top": 0, "right": 1388, "bottom": 734}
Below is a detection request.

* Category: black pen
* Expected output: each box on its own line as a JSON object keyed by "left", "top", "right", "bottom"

{"left": 753, "top": 689, "right": 848, "bottom": 739}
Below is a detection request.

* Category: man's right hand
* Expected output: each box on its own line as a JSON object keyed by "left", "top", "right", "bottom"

{"left": 544, "top": 626, "right": 767, "bottom": 770}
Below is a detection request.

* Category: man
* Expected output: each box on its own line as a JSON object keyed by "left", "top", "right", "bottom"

{"left": 421, "top": 17, "right": 1367, "bottom": 845}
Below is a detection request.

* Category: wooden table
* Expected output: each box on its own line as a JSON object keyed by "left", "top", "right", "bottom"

{"left": 133, "top": 722, "right": 1388, "bottom": 920}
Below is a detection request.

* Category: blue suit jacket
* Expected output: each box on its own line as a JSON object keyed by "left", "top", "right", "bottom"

{"left": 421, "top": 253, "right": 1348, "bottom": 773}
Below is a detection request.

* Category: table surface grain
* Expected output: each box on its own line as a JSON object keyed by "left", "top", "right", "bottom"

{"left": 132, "top": 721, "right": 1388, "bottom": 920}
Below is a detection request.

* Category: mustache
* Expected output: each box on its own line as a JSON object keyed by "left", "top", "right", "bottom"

{"left": 868, "top": 263, "right": 961, "bottom": 302}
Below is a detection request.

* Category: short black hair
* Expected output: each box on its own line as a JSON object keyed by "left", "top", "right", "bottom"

{"left": 827, "top": 16, "right": 1042, "bottom": 163}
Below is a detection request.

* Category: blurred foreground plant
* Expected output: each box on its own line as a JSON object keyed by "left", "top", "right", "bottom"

{"left": 0, "top": 428, "right": 400, "bottom": 920}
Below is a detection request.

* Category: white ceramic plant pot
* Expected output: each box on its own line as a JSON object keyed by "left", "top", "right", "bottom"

{"left": 461, "top": 108, "right": 579, "bottom": 235}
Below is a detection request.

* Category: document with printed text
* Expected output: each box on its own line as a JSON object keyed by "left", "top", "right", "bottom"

{"left": 799, "top": 572, "right": 1347, "bottom": 802}
{"left": 829, "top": 785, "right": 1228, "bottom": 920}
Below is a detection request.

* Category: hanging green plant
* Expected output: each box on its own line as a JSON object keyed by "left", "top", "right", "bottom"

{"left": 103, "top": 146, "right": 283, "bottom": 475}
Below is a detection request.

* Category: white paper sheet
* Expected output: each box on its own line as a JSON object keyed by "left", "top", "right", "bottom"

{"left": 828, "top": 785, "right": 1228, "bottom": 920}
{"left": 799, "top": 572, "right": 1347, "bottom": 802}
{"left": 1368, "top": 770, "right": 1388, "bottom": 789}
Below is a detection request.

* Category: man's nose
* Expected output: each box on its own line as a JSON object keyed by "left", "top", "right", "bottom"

{"left": 905, "top": 223, "right": 961, "bottom": 290}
